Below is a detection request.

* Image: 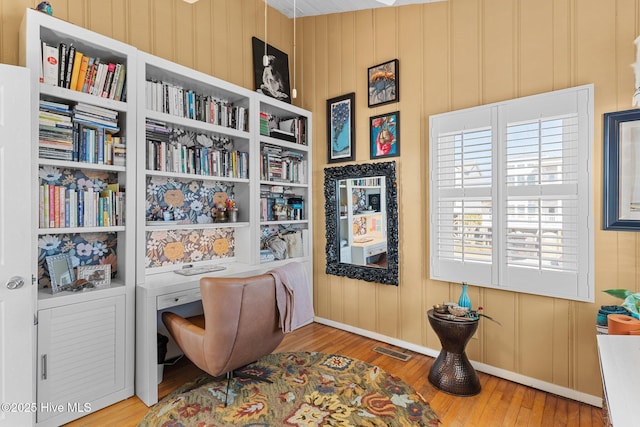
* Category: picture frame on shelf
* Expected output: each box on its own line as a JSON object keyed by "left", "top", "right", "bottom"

{"left": 251, "top": 37, "right": 291, "bottom": 103}
{"left": 77, "top": 264, "right": 111, "bottom": 288}
{"left": 46, "top": 253, "right": 75, "bottom": 294}
{"left": 327, "top": 93, "right": 356, "bottom": 163}
{"left": 370, "top": 111, "right": 400, "bottom": 159}
{"left": 603, "top": 108, "right": 640, "bottom": 230}
{"left": 368, "top": 59, "right": 399, "bottom": 107}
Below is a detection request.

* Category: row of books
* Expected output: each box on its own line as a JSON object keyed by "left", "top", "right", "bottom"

{"left": 41, "top": 41, "right": 126, "bottom": 101}
{"left": 259, "top": 194, "right": 305, "bottom": 221}
{"left": 146, "top": 139, "right": 249, "bottom": 179}
{"left": 259, "top": 112, "right": 307, "bottom": 145}
{"left": 39, "top": 184, "right": 125, "bottom": 229}
{"left": 39, "top": 100, "right": 125, "bottom": 165}
{"left": 260, "top": 144, "right": 308, "bottom": 184}
{"left": 145, "top": 80, "right": 248, "bottom": 132}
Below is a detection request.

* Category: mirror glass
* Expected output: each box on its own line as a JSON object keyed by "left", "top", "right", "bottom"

{"left": 324, "top": 161, "right": 399, "bottom": 285}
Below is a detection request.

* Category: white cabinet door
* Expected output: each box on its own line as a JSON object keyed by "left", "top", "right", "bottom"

{"left": 37, "top": 295, "right": 125, "bottom": 425}
{"left": 0, "top": 64, "right": 35, "bottom": 427}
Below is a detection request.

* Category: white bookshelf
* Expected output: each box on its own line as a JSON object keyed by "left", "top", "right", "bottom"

{"left": 20, "top": 8, "right": 136, "bottom": 426}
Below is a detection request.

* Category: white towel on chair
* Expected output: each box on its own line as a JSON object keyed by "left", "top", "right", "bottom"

{"left": 270, "top": 262, "right": 314, "bottom": 333}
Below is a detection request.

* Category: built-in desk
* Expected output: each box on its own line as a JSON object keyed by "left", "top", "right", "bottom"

{"left": 596, "top": 335, "right": 640, "bottom": 426}
{"left": 135, "top": 262, "right": 272, "bottom": 406}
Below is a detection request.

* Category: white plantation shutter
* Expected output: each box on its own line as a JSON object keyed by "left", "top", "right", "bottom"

{"left": 430, "top": 85, "right": 593, "bottom": 301}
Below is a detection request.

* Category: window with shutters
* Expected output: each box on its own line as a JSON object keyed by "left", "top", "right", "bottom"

{"left": 429, "top": 85, "right": 593, "bottom": 301}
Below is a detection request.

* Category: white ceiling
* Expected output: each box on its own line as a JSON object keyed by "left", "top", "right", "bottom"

{"left": 266, "top": 0, "right": 446, "bottom": 18}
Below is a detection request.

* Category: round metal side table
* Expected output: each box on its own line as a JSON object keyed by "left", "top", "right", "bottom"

{"left": 427, "top": 309, "right": 481, "bottom": 396}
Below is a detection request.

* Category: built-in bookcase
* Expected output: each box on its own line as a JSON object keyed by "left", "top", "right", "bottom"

{"left": 20, "top": 9, "right": 135, "bottom": 426}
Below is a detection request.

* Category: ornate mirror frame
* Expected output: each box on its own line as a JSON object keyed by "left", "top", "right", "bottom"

{"left": 324, "top": 161, "right": 399, "bottom": 285}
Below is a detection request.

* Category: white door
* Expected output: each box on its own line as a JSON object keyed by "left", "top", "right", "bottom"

{"left": 0, "top": 64, "right": 35, "bottom": 426}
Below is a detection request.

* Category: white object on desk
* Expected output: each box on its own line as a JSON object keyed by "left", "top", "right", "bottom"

{"left": 597, "top": 335, "right": 640, "bottom": 426}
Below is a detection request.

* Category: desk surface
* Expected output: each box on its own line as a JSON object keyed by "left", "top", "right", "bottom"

{"left": 597, "top": 335, "right": 640, "bottom": 426}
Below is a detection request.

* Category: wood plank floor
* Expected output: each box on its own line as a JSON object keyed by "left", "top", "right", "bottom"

{"left": 65, "top": 322, "right": 603, "bottom": 426}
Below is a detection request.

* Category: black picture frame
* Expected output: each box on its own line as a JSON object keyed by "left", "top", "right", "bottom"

{"left": 324, "top": 161, "right": 399, "bottom": 285}
{"left": 251, "top": 36, "right": 291, "bottom": 103}
{"left": 370, "top": 111, "right": 400, "bottom": 159}
{"left": 327, "top": 93, "right": 356, "bottom": 163}
{"left": 603, "top": 108, "right": 640, "bottom": 230}
{"left": 367, "top": 59, "right": 399, "bottom": 107}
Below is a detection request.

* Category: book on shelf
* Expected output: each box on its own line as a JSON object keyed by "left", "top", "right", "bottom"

{"left": 57, "top": 42, "right": 68, "bottom": 88}
{"left": 64, "top": 45, "right": 76, "bottom": 89}
{"left": 42, "top": 42, "right": 59, "bottom": 86}
{"left": 69, "top": 50, "right": 84, "bottom": 90}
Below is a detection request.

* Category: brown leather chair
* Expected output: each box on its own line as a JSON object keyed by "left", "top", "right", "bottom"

{"left": 161, "top": 273, "right": 285, "bottom": 383}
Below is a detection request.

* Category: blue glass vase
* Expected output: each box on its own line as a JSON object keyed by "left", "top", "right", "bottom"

{"left": 458, "top": 283, "right": 472, "bottom": 309}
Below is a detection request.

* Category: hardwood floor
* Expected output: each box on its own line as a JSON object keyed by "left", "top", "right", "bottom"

{"left": 65, "top": 322, "right": 603, "bottom": 426}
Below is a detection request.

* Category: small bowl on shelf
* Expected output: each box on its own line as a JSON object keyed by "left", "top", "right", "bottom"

{"left": 433, "top": 304, "right": 448, "bottom": 314}
{"left": 448, "top": 305, "right": 469, "bottom": 317}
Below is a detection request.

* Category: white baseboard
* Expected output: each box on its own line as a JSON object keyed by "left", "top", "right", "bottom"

{"left": 314, "top": 317, "right": 602, "bottom": 408}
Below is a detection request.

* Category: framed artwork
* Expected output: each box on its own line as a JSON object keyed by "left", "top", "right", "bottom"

{"left": 46, "top": 253, "right": 75, "bottom": 293}
{"left": 77, "top": 264, "right": 111, "bottom": 288}
{"left": 368, "top": 59, "right": 399, "bottom": 107}
{"left": 603, "top": 108, "right": 640, "bottom": 230}
{"left": 327, "top": 93, "right": 356, "bottom": 163}
{"left": 370, "top": 111, "right": 400, "bottom": 159}
{"left": 251, "top": 37, "right": 291, "bottom": 103}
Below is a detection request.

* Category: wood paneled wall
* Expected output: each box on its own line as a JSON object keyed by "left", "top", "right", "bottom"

{"left": 2, "top": 0, "right": 639, "bottom": 400}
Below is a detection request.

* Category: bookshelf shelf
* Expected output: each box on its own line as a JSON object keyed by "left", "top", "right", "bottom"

{"left": 40, "top": 84, "right": 128, "bottom": 111}
{"left": 144, "top": 222, "right": 249, "bottom": 231}
{"left": 38, "top": 158, "right": 127, "bottom": 172}
{"left": 38, "top": 226, "right": 126, "bottom": 235}
{"left": 146, "top": 169, "right": 250, "bottom": 184}
{"left": 145, "top": 109, "right": 250, "bottom": 140}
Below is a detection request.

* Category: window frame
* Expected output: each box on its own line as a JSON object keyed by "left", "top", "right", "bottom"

{"left": 429, "top": 85, "right": 594, "bottom": 302}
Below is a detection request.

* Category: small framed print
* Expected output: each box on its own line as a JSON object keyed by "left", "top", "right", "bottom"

{"left": 327, "top": 93, "right": 356, "bottom": 163}
{"left": 368, "top": 59, "right": 399, "bottom": 107}
{"left": 77, "top": 264, "right": 111, "bottom": 288}
{"left": 370, "top": 111, "right": 400, "bottom": 159}
{"left": 46, "top": 253, "right": 75, "bottom": 294}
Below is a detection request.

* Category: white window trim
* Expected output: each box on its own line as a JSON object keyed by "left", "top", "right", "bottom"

{"left": 429, "top": 84, "right": 594, "bottom": 302}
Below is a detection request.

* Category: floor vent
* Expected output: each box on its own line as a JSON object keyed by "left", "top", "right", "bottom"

{"left": 373, "top": 346, "right": 412, "bottom": 362}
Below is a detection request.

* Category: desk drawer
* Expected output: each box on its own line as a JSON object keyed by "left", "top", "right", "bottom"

{"left": 157, "top": 289, "right": 202, "bottom": 310}
{"left": 365, "top": 244, "right": 386, "bottom": 257}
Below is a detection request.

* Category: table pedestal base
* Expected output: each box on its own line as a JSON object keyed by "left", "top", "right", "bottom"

{"left": 428, "top": 350, "right": 481, "bottom": 396}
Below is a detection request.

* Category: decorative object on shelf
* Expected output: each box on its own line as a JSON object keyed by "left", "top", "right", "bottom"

{"left": 45, "top": 253, "right": 75, "bottom": 293}
{"left": 77, "top": 264, "right": 111, "bottom": 288}
{"left": 327, "top": 92, "right": 356, "bottom": 163}
{"left": 458, "top": 282, "right": 472, "bottom": 309}
{"left": 367, "top": 59, "right": 399, "bottom": 107}
{"left": 36, "top": 1, "right": 52, "bottom": 15}
{"left": 603, "top": 109, "right": 640, "bottom": 230}
{"left": 252, "top": 37, "right": 291, "bottom": 103}
{"left": 370, "top": 111, "right": 400, "bottom": 159}
{"left": 604, "top": 289, "right": 640, "bottom": 319}
{"left": 597, "top": 305, "right": 631, "bottom": 326}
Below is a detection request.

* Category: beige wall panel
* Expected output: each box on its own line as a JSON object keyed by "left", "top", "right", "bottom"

{"left": 518, "top": 294, "right": 554, "bottom": 382}
{"left": 552, "top": 299, "right": 570, "bottom": 387}
{"left": 340, "top": 13, "right": 356, "bottom": 92}
{"left": 65, "top": 0, "right": 86, "bottom": 28}
{"left": 518, "top": 0, "right": 554, "bottom": 97}
{"left": 397, "top": 5, "right": 424, "bottom": 344}
{"left": 240, "top": 0, "right": 258, "bottom": 91}
{"left": 211, "top": 0, "right": 228, "bottom": 80}
{"left": 128, "top": 0, "right": 151, "bottom": 53}
{"left": 422, "top": 3, "right": 450, "bottom": 117}
{"left": 110, "top": 0, "right": 127, "bottom": 44}
{"left": 450, "top": 0, "right": 480, "bottom": 109}
{"left": 174, "top": 1, "right": 194, "bottom": 69}
{"left": 299, "top": 17, "right": 313, "bottom": 109}
{"left": 1, "top": 0, "right": 31, "bottom": 65}
{"left": 552, "top": 0, "right": 572, "bottom": 89}
{"left": 481, "top": 0, "right": 515, "bottom": 103}
{"left": 226, "top": 0, "right": 244, "bottom": 87}
{"left": 618, "top": 233, "right": 638, "bottom": 285}
{"left": 87, "top": 0, "right": 113, "bottom": 38}
{"left": 151, "top": 0, "right": 174, "bottom": 60}
{"left": 482, "top": 288, "right": 516, "bottom": 371}
{"left": 574, "top": 303, "right": 601, "bottom": 395}
{"left": 424, "top": 280, "right": 450, "bottom": 347}
{"left": 193, "top": 0, "right": 213, "bottom": 75}
{"left": 48, "top": 0, "right": 70, "bottom": 22}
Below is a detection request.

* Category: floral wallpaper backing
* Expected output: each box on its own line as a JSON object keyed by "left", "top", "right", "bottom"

{"left": 38, "top": 233, "right": 117, "bottom": 289}
{"left": 37, "top": 166, "right": 120, "bottom": 289}
{"left": 145, "top": 228, "right": 235, "bottom": 268}
{"left": 146, "top": 176, "right": 234, "bottom": 224}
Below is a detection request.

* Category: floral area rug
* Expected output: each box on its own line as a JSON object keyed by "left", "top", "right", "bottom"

{"left": 139, "top": 351, "right": 440, "bottom": 427}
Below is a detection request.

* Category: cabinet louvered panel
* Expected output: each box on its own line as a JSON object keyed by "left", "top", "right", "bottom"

{"left": 37, "top": 296, "right": 125, "bottom": 423}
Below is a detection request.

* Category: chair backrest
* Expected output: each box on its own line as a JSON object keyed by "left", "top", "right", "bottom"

{"left": 199, "top": 273, "right": 284, "bottom": 376}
